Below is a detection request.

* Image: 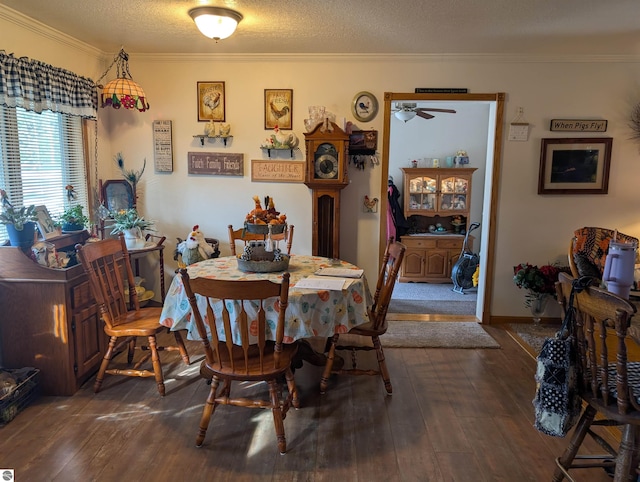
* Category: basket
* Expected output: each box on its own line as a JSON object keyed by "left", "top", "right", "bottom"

{"left": 244, "top": 223, "right": 286, "bottom": 235}
{"left": 0, "top": 368, "right": 40, "bottom": 425}
{"left": 237, "top": 254, "right": 290, "bottom": 273}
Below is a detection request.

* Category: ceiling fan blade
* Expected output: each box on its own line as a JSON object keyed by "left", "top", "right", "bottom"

{"left": 416, "top": 108, "right": 457, "bottom": 114}
{"left": 416, "top": 111, "right": 435, "bottom": 120}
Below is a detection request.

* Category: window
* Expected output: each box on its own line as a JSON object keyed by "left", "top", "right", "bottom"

{"left": 0, "top": 106, "right": 89, "bottom": 244}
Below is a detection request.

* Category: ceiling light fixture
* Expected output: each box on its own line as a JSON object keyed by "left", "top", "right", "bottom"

{"left": 97, "top": 48, "right": 149, "bottom": 112}
{"left": 189, "top": 6, "right": 243, "bottom": 41}
{"left": 394, "top": 109, "right": 417, "bottom": 123}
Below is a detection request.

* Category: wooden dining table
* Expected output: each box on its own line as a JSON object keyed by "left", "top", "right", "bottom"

{"left": 159, "top": 255, "right": 373, "bottom": 348}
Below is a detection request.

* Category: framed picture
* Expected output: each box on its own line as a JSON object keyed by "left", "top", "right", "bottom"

{"left": 197, "top": 81, "right": 225, "bottom": 122}
{"left": 34, "top": 205, "right": 60, "bottom": 239}
{"left": 264, "top": 89, "right": 293, "bottom": 129}
{"left": 102, "top": 180, "right": 135, "bottom": 211}
{"left": 351, "top": 91, "right": 379, "bottom": 123}
{"left": 538, "top": 137, "right": 613, "bottom": 194}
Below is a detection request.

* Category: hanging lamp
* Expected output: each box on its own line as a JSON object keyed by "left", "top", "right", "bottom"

{"left": 97, "top": 48, "right": 149, "bottom": 112}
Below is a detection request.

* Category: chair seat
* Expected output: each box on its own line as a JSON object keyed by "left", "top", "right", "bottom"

{"left": 348, "top": 319, "right": 387, "bottom": 337}
{"left": 203, "top": 342, "right": 298, "bottom": 381}
{"left": 103, "top": 307, "right": 168, "bottom": 337}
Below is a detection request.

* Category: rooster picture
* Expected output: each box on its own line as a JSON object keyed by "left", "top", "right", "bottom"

{"left": 363, "top": 195, "right": 378, "bottom": 213}
{"left": 270, "top": 101, "right": 290, "bottom": 121}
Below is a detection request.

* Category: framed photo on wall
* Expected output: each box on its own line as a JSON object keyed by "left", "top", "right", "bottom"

{"left": 264, "top": 89, "right": 293, "bottom": 129}
{"left": 102, "top": 180, "right": 135, "bottom": 211}
{"left": 197, "top": 81, "right": 225, "bottom": 122}
{"left": 538, "top": 137, "right": 613, "bottom": 194}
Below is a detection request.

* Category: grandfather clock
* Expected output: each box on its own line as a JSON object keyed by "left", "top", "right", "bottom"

{"left": 304, "top": 121, "right": 350, "bottom": 259}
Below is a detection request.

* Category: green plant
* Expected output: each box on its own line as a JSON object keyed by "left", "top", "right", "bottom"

{"left": 0, "top": 189, "right": 37, "bottom": 230}
{"left": 110, "top": 208, "right": 154, "bottom": 234}
{"left": 56, "top": 205, "right": 89, "bottom": 228}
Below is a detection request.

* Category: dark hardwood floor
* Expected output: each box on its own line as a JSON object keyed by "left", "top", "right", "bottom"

{"left": 0, "top": 326, "right": 615, "bottom": 481}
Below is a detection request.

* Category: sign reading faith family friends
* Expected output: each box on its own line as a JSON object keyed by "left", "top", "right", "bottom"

{"left": 550, "top": 119, "right": 608, "bottom": 132}
{"left": 187, "top": 152, "right": 244, "bottom": 176}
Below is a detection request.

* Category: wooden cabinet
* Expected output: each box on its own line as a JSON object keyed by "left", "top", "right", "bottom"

{"left": 0, "top": 232, "right": 106, "bottom": 395}
{"left": 401, "top": 167, "right": 476, "bottom": 218}
{"left": 399, "top": 234, "right": 472, "bottom": 283}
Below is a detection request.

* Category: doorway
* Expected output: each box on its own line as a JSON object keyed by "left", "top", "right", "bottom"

{"left": 379, "top": 92, "right": 505, "bottom": 323}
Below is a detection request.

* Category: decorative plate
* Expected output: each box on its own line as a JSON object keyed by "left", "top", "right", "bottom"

{"left": 351, "top": 91, "right": 378, "bottom": 123}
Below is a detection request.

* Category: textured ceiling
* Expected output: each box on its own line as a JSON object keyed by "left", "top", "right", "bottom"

{"left": 1, "top": 0, "right": 640, "bottom": 55}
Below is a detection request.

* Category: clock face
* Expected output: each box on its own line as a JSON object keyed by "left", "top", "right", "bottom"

{"left": 314, "top": 143, "right": 339, "bottom": 179}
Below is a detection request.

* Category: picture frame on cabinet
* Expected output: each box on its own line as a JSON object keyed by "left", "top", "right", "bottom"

{"left": 264, "top": 89, "right": 293, "bottom": 129}
{"left": 197, "top": 81, "right": 225, "bottom": 122}
{"left": 35, "top": 205, "right": 60, "bottom": 239}
{"left": 538, "top": 137, "right": 612, "bottom": 194}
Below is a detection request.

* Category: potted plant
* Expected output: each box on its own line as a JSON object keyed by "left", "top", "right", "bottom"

{"left": 110, "top": 208, "right": 154, "bottom": 250}
{"left": 56, "top": 205, "right": 89, "bottom": 232}
{"left": 0, "top": 189, "right": 37, "bottom": 249}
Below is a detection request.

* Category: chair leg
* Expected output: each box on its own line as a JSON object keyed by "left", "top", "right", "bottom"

{"left": 172, "top": 330, "right": 190, "bottom": 365}
{"left": 148, "top": 335, "right": 165, "bottom": 396}
{"left": 94, "top": 335, "right": 117, "bottom": 393}
{"left": 196, "top": 377, "right": 220, "bottom": 447}
{"left": 285, "top": 368, "right": 300, "bottom": 409}
{"left": 614, "top": 424, "right": 640, "bottom": 481}
{"left": 552, "top": 405, "right": 596, "bottom": 482}
{"left": 371, "top": 335, "right": 392, "bottom": 394}
{"left": 320, "top": 334, "right": 339, "bottom": 394}
{"left": 268, "top": 379, "right": 287, "bottom": 454}
{"left": 127, "top": 337, "right": 136, "bottom": 364}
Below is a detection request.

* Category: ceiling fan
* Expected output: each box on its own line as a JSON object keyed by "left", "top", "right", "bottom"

{"left": 392, "top": 103, "right": 456, "bottom": 122}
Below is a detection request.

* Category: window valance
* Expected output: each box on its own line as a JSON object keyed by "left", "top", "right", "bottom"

{"left": 0, "top": 51, "right": 97, "bottom": 118}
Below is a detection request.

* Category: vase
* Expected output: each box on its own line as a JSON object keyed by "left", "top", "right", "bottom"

{"left": 6, "top": 222, "right": 36, "bottom": 251}
{"left": 530, "top": 293, "right": 549, "bottom": 325}
{"left": 123, "top": 227, "right": 145, "bottom": 250}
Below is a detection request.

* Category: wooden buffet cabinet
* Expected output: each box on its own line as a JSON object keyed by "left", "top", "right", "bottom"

{"left": 399, "top": 167, "right": 476, "bottom": 283}
{"left": 0, "top": 231, "right": 106, "bottom": 395}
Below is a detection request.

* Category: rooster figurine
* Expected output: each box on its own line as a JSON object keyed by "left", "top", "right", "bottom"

{"left": 175, "top": 225, "right": 214, "bottom": 266}
{"left": 190, "top": 225, "right": 215, "bottom": 259}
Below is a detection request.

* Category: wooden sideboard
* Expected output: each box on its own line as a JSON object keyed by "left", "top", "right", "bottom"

{"left": 0, "top": 231, "right": 106, "bottom": 395}
{"left": 399, "top": 234, "right": 473, "bottom": 283}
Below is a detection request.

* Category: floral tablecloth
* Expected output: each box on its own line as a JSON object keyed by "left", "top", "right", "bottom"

{"left": 160, "top": 255, "right": 372, "bottom": 343}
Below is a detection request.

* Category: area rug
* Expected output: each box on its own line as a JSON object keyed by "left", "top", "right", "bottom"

{"left": 508, "top": 323, "right": 557, "bottom": 354}
{"left": 388, "top": 299, "right": 477, "bottom": 315}
{"left": 383, "top": 321, "right": 500, "bottom": 348}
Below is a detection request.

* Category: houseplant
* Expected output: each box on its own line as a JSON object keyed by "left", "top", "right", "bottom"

{"left": 109, "top": 208, "right": 154, "bottom": 249}
{"left": 0, "top": 189, "right": 37, "bottom": 249}
{"left": 56, "top": 205, "right": 89, "bottom": 232}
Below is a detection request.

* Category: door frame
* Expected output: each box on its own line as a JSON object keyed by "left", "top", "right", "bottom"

{"left": 379, "top": 92, "right": 505, "bottom": 323}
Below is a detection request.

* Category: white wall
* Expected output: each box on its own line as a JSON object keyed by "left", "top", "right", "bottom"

{"left": 4, "top": 9, "right": 640, "bottom": 321}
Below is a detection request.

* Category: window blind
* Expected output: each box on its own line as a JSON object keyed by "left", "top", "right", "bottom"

{"left": 0, "top": 106, "right": 89, "bottom": 244}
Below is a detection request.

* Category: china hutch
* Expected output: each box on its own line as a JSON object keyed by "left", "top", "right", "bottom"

{"left": 399, "top": 167, "right": 477, "bottom": 282}
{"left": 0, "top": 231, "right": 105, "bottom": 395}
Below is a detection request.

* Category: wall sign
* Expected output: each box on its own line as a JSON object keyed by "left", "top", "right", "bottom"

{"left": 187, "top": 152, "right": 244, "bottom": 176}
{"left": 251, "top": 160, "right": 305, "bottom": 182}
{"left": 153, "top": 120, "right": 173, "bottom": 172}
{"left": 550, "top": 119, "right": 607, "bottom": 132}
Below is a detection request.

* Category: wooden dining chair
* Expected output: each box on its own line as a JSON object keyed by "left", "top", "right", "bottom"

{"left": 552, "top": 272, "right": 639, "bottom": 481}
{"left": 180, "top": 269, "right": 299, "bottom": 454}
{"left": 320, "top": 238, "right": 406, "bottom": 395}
{"left": 76, "top": 236, "right": 190, "bottom": 396}
{"left": 227, "top": 224, "right": 294, "bottom": 256}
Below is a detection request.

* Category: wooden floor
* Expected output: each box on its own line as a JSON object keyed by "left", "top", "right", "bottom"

{"left": 0, "top": 326, "right": 616, "bottom": 481}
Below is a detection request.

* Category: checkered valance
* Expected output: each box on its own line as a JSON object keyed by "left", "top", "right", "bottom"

{"left": 0, "top": 51, "right": 97, "bottom": 118}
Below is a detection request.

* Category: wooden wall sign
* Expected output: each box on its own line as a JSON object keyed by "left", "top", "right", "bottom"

{"left": 550, "top": 119, "right": 607, "bottom": 132}
{"left": 153, "top": 120, "right": 173, "bottom": 172}
{"left": 251, "top": 160, "right": 305, "bottom": 182}
{"left": 187, "top": 152, "right": 243, "bottom": 176}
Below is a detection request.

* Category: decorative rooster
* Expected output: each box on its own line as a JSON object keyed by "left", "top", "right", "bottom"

{"left": 270, "top": 102, "right": 290, "bottom": 121}
{"left": 174, "top": 225, "right": 214, "bottom": 266}
{"left": 191, "top": 225, "right": 215, "bottom": 259}
{"left": 202, "top": 89, "right": 221, "bottom": 111}
{"left": 363, "top": 195, "right": 378, "bottom": 213}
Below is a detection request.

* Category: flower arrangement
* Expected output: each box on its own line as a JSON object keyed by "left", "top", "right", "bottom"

{"left": 513, "top": 262, "right": 569, "bottom": 307}
{"left": 109, "top": 208, "right": 154, "bottom": 234}
{"left": 0, "top": 189, "right": 37, "bottom": 230}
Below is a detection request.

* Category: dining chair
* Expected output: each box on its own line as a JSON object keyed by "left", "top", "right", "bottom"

{"left": 568, "top": 226, "right": 638, "bottom": 281}
{"left": 76, "top": 236, "right": 190, "bottom": 396}
{"left": 552, "top": 271, "right": 639, "bottom": 481}
{"left": 320, "top": 238, "right": 406, "bottom": 395}
{"left": 179, "top": 269, "right": 299, "bottom": 454}
{"left": 227, "top": 224, "right": 294, "bottom": 256}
